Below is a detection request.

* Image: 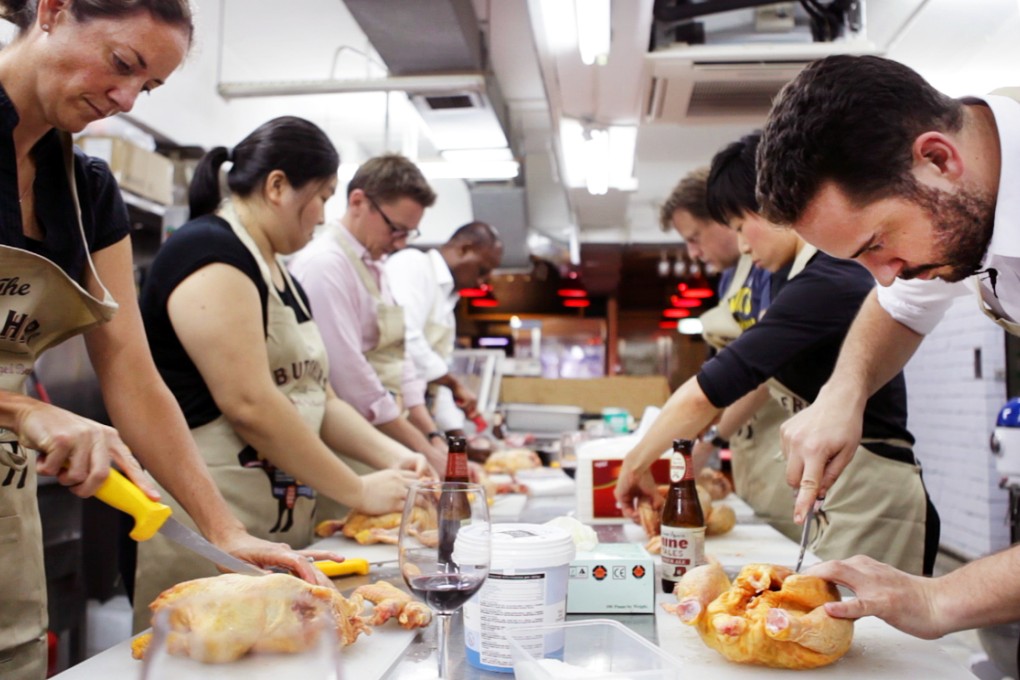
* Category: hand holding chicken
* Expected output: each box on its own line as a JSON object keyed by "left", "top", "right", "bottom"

{"left": 665, "top": 562, "right": 853, "bottom": 669}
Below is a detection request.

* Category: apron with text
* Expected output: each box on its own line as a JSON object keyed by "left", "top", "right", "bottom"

{"left": 0, "top": 133, "right": 118, "bottom": 680}
{"left": 133, "top": 202, "right": 327, "bottom": 631}
{"left": 700, "top": 254, "right": 795, "bottom": 539}
{"left": 765, "top": 246, "right": 927, "bottom": 575}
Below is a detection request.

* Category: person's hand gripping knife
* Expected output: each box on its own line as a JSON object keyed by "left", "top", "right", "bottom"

{"left": 92, "top": 466, "right": 346, "bottom": 587}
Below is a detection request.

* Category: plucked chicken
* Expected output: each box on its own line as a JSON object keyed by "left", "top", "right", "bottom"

{"left": 130, "top": 573, "right": 370, "bottom": 663}
{"left": 665, "top": 562, "right": 853, "bottom": 669}
{"left": 315, "top": 504, "right": 437, "bottom": 545}
{"left": 353, "top": 580, "right": 432, "bottom": 629}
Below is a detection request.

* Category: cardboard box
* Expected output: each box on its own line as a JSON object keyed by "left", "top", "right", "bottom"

{"left": 78, "top": 136, "right": 174, "bottom": 205}
{"left": 566, "top": 542, "right": 655, "bottom": 614}
{"left": 575, "top": 435, "right": 671, "bottom": 524}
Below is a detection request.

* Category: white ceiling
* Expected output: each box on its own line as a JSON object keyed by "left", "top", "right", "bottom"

{"left": 118, "top": 0, "right": 1020, "bottom": 249}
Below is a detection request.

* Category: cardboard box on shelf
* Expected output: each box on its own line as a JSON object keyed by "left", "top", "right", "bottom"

{"left": 77, "top": 136, "right": 174, "bottom": 206}
{"left": 499, "top": 376, "right": 671, "bottom": 418}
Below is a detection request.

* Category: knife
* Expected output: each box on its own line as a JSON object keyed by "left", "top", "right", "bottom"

{"left": 94, "top": 467, "right": 358, "bottom": 578}
{"left": 794, "top": 497, "right": 822, "bottom": 573}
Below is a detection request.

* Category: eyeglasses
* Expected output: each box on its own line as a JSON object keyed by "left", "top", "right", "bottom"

{"left": 365, "top": 194, "right": 419, "bottom": 241}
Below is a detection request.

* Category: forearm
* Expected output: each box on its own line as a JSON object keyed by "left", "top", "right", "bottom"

{"left": 626, "top": 376, "right": 721, "bottom": 473}
{"left": 377, "top": 415, "right": 445, "bottom": 472}
{"left": 932, "top": 545, "right": 1020, "bottom": 635}
{"left": 823, "top": 290, "right": 923, "bottom": 404}
{"left": 319, "top": 396, "right": 412, "bottom": 469}
{"left": 222, "top": 390, "right": 367, "bottom": 507}
{"left": 98, "top": 362, "right": 246, "bottom": 542}
{"left": 407, "top": 403, "right": 439, "bottom": 436}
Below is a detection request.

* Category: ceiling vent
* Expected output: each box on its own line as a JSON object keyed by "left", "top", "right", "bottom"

{"left": 642, "top": 40, "right": 880, "bottom": 124}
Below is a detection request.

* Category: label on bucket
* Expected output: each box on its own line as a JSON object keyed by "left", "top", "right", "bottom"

{"left": 464, "top": 567, "right": 568, "bottom": 672}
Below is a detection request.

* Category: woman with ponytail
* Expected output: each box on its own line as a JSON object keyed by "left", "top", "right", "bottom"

{"left": 0, "top": 4, "right": 331, "bottom": 677}
{"left": 133, "top": 116, "right": 428, "bottom": 629}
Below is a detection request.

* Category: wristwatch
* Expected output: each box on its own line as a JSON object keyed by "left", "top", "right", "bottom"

{"left": 427, "top": 430, "right": 446, "bottom": 443}
{"left": 703, "top": 425, "right": 729, "bottom": 449}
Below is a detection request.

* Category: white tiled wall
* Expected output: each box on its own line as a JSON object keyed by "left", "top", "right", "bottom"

{"left": 903, "top": 295, "right": 1012, "bottom": 560}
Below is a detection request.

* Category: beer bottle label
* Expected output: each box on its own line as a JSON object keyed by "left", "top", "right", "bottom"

{"left": 669, "top": 451, "right": 688, "bottom": 482}
{"left": 660, "top": 525, "right": 705, "bottom": 581}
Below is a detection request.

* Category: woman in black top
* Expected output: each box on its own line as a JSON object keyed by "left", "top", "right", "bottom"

{"left": 0, "top": 2, "right": 325, "bottom": 678}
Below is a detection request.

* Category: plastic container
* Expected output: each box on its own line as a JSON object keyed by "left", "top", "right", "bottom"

{"left": 458, "top": 523, "right": 576, "bottom": 672}
{"left": 507, "top": 619, "right": 683, "bottom": 679}
{"left": 600, "top": 407, "right": 630, "bottom": 434}
{"left": 503, "top": 403, "right": 583, "bottom": 434}
{"left": 575, "top": 436, "right": 671, "bottom": 524}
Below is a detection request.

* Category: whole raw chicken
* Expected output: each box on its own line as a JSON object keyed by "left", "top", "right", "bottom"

{"left": 130, "top": 573, "right": 370, "bottom": 663}
{"left": 666, "top": 562, "right": 853, "bottom": 669}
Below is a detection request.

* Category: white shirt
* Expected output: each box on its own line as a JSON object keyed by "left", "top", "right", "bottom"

{"left": 876, "top": 93, "right": 1020, "bottom": 334}
{"left": 385, "top": 248, "right": 465, "bottom": 430}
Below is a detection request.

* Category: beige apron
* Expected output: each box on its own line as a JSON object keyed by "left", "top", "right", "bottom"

{"left": 765, "top": 245, "right": 927, "bottom": 575}
{"left": 0, "top": 133, "right": 118, "bottom": 680}
{"left": 700, "top": 255, "right": 795, "bottom": 539}
{"left": 333, "top": 228, "right": 407, "bottom": 396}
{"left": 313, "top": 228, "right": 409, "bottom": 521}
{"left": 133, "top": 203, "right": 327, "bottom": 631}
{"left": 973, "top": 277, "right": 1020, "bottom": 336}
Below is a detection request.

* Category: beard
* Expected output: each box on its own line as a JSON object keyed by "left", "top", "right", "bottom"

{"left": 897, "top": 182, "right": 996, "bottom": 283}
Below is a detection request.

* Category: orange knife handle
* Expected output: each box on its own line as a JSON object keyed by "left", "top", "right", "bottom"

{"left": 315, "top": 558, "right": 370, "bottom": 577}
{"left": 94, "top": 468, "right": 172, "bottom": 541}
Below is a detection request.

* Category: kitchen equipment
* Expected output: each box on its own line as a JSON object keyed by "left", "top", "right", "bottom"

{"left": 795, "top": 498, "right": 822, "bottom": 573}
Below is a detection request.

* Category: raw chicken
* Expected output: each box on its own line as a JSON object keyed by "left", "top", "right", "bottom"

{"left": 482, "top": 447, "right": 542, "bottom": 474}
{"left": 315, "top": 504, "right": 437, "bottom": 545}
{"left": 353, "top": 580, "right": 433, "bottom": 629}
{"left": 130, "top": 573, "right": 370, "bottom": 663}
{"left": 641, "top": 482, "right": 735, "bottom": 555}
{"left": 666, "top": 562, "right": 853, "bottom": 669}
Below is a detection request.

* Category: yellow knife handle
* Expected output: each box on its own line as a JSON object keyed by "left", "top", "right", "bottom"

{"left": 315, "top": 558, "right": 369, "bottom": 577}
{"left": 94, "top": 468, "right": 172, "bottom": 542}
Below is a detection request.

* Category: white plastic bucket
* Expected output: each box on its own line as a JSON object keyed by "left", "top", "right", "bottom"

{"left": 458, "top": 523, "right": 576, "bottom": 672}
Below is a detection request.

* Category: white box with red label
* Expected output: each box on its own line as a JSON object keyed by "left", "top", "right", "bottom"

{"left": 566, "top": 542, "right": 655, "bottom": 614}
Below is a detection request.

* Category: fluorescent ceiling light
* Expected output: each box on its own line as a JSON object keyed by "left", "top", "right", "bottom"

{"left": 416, "top": 160, "right": 520, "bottom": 180}
{"left": 583, "top": 128, "right": 609, "bottom": 195}
{"left": 441, "top": 148, "right": 515, "bottom": 163}
{"left": 575, "top": 0, "right": 610, "bottom": 65}
{"left": 559, "top": 119, "right": 637, "bottom": 194}
{"left": 537, "top": 0, "right": 578, "bottom": 56}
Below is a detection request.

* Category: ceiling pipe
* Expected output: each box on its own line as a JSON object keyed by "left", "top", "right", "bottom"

{"left": 217, "top": 74, "right": 487, "bottom": 99}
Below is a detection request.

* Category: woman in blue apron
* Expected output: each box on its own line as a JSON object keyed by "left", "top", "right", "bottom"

{"left": 132, "top": 116, "right": 427, "bottom": 629}
{"left": 0, "top": 4, "right": 328, "bottom": 677}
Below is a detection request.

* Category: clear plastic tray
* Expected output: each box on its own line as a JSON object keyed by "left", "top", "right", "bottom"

{"left": 506, "top": 619, "right": 683, "bottom": 679}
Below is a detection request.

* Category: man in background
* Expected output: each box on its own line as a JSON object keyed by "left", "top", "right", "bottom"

{"left": 289, "top": 154, "right": 446, "bottom": 481}
{"left": 386, "top": 221, "right": 504, "bottom": 435}
{"left": 660, "top": 168, "right": 794, "bottom": 538}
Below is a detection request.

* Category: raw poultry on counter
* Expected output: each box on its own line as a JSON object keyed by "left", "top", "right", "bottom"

{"left": 641, "top": 469, "right": 738, "bottom": 554}
{"left": 129, "top": 572, "right": 431, "bottom": 664}
{"left": 664, "top": 562, "right": 854, "bottom": 669}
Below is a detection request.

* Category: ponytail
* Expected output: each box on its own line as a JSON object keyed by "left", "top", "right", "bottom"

{"left": 187, "top": 146, "right": 230, "bottom": 219}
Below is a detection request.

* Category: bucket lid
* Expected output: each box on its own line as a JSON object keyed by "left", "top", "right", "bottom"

{"left": 455, "top": 522, "right": 576, "bottom": 570}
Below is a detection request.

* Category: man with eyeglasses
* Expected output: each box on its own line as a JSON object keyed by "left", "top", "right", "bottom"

{"left": 386, "top": 221, "right": 504, "bottom": 438}
{"left": 289, "top": 154, "right": 447, "bottom": 493}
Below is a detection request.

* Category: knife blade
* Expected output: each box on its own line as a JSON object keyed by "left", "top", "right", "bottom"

{"left": 794, "top": 498, "right": 822, "bottom": 573}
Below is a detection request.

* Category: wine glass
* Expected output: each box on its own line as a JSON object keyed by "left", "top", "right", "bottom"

{"left": 399, "top": 480, "right": 490, "bottom": 679}
{"left": 139, "top": 588, "right": 342, "bottom": 680}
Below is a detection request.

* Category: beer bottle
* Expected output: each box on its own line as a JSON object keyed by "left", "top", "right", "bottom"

{"left": 660, "top": 438, "right": 706, "bottom": 594}
{"left": 438, "top": 435, "right": 470, "bottom": 563}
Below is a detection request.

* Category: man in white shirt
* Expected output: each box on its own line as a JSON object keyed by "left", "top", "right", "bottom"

{"left": 755, "top": 54, "right": 1020, "bottom": 643}
{"left": 386, "top": 222, "right": 503, "bottom": 434}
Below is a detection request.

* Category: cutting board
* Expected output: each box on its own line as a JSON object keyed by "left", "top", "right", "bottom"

{"left": 704, "top": 524, "right": 821, "bottom": 572}
{"left": 655, "top": 595, "right": 973, "bottom": 678}
{"left": 53, "top": 622, "right": 416, "bottom": 680}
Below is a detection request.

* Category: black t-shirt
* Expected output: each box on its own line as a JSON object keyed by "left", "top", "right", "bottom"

{"left": 0, "top": 84, "right": 130, "bottom": 278}
{"left": 697, "top": 250, "right": 914, "bottom": 458}
{"left": 140, "top": 214, "right": 311, "bottom": 429}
